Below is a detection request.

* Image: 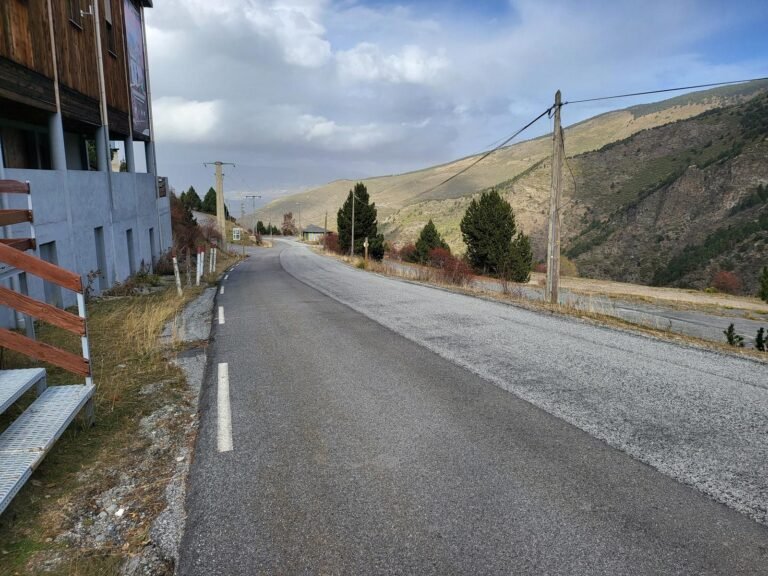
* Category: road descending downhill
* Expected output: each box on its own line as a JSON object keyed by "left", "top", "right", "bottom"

{"left": 179, "top": 240, "right": 768, "bottom": 575}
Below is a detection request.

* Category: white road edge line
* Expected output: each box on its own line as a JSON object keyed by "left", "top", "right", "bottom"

{"left": 217, "top": 362, "right": 233, "bottom": 453}
{"left": 220, "top": 286, "right": 225, "bottom": 295}
{"left": 218, "top": 306, "right": 225, "bottom": 324}
{"left": 224, "top": 274, "right": 229, "bottom": 280}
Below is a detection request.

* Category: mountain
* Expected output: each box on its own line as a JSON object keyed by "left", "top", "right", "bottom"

{"left": 252, "top": 80, "right": 768, "bottom": 294}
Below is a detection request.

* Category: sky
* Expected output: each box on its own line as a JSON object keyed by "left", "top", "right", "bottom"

{"left": 144, "top": 0, "right": 768, "bottom": 210}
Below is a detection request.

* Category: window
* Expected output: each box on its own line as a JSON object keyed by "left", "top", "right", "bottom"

{"left": 68, "top": 0, "right": 83, "bottom": 28}
{"left": 104, "top": 0, "right": 117, "bottom": 55}
{"left": 126, "top": 228, "right": 136, "bottom": 276}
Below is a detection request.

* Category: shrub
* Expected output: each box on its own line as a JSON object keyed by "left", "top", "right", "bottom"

{"left": 534, "top": 262, "right": 547, "bottom": 273}
{"left": 723, "top": 323, "right": 745, "bottom": 347}
{"left": 153, "top": 250, "right": 176, "bottom": 276}
{"left": 756, "top": 327, "right": 766, "bottom": 352}
{"left": 398, "top": 243, "right": 418, "bottom": 263}
{"left": 324, "top": 232, "right": 340, "bottom": 253}
{"left": 428, "top": 248, "right": 472, "bottom": 286}
{"left": 711, "top": 270, "right": 742, "bottom": 295}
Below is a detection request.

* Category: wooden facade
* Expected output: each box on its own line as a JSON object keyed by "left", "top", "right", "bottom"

{"left": 0, "top": 0, "right": 151, "bottom": 138}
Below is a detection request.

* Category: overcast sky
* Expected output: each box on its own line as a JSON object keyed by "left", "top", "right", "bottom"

{"left": 145, "top": 0, "right": 768, "bottom": 210}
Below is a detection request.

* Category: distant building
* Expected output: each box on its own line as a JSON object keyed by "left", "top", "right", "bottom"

{"left": 301, "top": 224, "right": 328, "bottom": 243}
{"left": 0, "top": 0, "right": 169, "bottom": 324}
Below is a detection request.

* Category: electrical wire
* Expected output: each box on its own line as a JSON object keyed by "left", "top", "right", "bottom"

{"left": 410, "top": 106, "right": 554, "bottom": 200}
{"left": 564, "top": 76, "right": 768, "bottom": 105}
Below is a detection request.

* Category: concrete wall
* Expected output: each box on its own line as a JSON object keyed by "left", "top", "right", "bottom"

{"left": 1, "top": 169, "right": 171, "bottom": 314}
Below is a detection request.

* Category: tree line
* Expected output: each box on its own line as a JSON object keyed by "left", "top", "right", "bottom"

{"left": 332, "top": 182, "right": 533, "bottom": 283}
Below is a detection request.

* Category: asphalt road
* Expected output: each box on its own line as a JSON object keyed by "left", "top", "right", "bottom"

{"left": 179, "top": 240, "right": 768, "bottom": 575}
{"left": 385, "top": 260, "right": 768, "bottom": 344}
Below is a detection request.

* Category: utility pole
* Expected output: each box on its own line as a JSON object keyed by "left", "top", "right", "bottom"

{"left": 245, "top": 194, "right": 261, "bottom": 233}
{"left": 545, "top": 90, "right": 564, "bottom": 305}
{"left": 204, "top": 161, "right": 235, "bottom": 247}
{"left": 350, "top": 192, "right": 355, "bottom": 257}
{"left": 295, "top": 202, "right": 302, "bottom": 237}
{"left": 324, "top": 211, "right": 328, "bottom": 250}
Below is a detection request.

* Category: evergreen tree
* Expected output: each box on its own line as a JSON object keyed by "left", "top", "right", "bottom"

{"left": 256, "top": 221, "right": 266, "bottom": 235}
{"left": 505, "top": 231, "right": 533, "bottom": 283}
{"left": 180, "top": 190, "right": 187, "bottom": 206}
{"left": 760, "top": 267, "right": 768, "bottom": 303}
{"left": 415, "top": 220, "right": 449, "bottom": 263}
{"left": 756, "top": 327, "right": 766, "bottom": 352}
{"left": 337, "top": 182, "right": 385, "bottom": 259}
{"left": 201, "top": 187, "right": 217, "bottom": 214}
{"left": 184, "top": 186, "right": 203, "bottom": 211}
{"left": 723, "top": 323, "right": 745, "bottom": 347}
{"left": 460, "top": 189, "right": 517, "bottom": 276}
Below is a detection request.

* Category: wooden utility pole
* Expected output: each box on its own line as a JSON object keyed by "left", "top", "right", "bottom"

{"left": 350, "top": 192, "right": 355, "bottom": 257}
{"left": 324, "top": 211, "right": 328, "bottom": 250}
{"left": 545, "top": 90, "right": 564, "bottom": 304}
{"left": 204, "top": 161, "right": 235, "bottom": 246}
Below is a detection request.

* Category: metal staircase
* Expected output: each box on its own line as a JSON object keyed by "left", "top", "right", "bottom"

{"left": 0, "top": 179, "right": 94, "bottom": 516}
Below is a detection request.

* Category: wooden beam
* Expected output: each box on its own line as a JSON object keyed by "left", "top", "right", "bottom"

{"left": 0, "top": 210, "right": 33, "bottom": 226}
{"left": 0, "top": 238, "right": 36, "bottom": 251}
{"left": 0, "top": 180, "right": 30, "bottom": 194}
{"left": 0, "top": 328, "right": 89, "bottom": 377}
{"left": 0, "top": 242, "right": 82, "bottom": 292}
{"left": 0, "top": 285, "right": 85, "bottom": 335}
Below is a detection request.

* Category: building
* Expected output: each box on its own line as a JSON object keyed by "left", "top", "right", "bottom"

{"left": 0, "top": 0, "right": 170, "bottom": 323}
{"left": 301, "top": 224, "right": 328, "bottom": 243}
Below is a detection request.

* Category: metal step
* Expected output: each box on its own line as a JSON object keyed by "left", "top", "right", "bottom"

{"left": 0, "top": 384, "right": 94, "bottom": 515}
{"left": 0, "top": 368, "right": 46, "bottom": 414}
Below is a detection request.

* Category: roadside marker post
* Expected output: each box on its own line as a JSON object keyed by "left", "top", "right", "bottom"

{"left": 172, "top": 249, "right": 182, "bottom": 297}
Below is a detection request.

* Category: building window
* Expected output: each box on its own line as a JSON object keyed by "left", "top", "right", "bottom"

{"left": 68, "top": 0, "right": 83, "bottom": 28}
{"left": 106, "top": 22, "right": 117, "bottom": 55}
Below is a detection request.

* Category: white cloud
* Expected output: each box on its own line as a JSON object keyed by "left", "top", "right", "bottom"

{"left": 336, "top": 43, "right": 449, "bottom": 85}
{"left": 153, "top": 97, "right": 221, "bottom": 143}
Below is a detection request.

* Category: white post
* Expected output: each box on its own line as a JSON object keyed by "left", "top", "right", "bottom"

{"left": 77, "top": 293, "right": 93, "bottom": 388}
{"left": 172, "top": 253, "right": 182, "bottom": 296}
{"left": 196, "top": 248, "right": 202, "bottom": 286}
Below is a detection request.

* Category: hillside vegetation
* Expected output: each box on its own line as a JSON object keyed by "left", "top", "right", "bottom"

{"left": 252, "top": 80, "right": 768, "bottom": 295}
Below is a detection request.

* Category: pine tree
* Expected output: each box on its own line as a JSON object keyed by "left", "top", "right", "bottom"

{"left": 461, "top": 189, "right": 530, "bottom": 278}
{"left": 506, "top": 231, "right": 533, "bottom": 282}
{"left": 201, "top": 187, "right": 217, "bottom": 214}
{"left": 337, "top": 182, "right": 385, "bottom": 259}
{"left": 184, "top": 186, "right": 203, "bottom": 211}
{"left": 415, "top": 220, "right": 449, "bottom": 263}
{"left": 256, "top": 221, "right": 266, "bottom": 235}
{"left": 760, "top": 267, "right": 768, "bottom": 303}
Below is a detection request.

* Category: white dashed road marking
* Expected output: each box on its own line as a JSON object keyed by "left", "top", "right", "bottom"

{"left": 220, "top": 286, "right": 224, "bottom": 295}
{"left": 217, "top": 363, "right": 233, "bottom": 453}
{"left": 219, "top": 306, "right": 225, "bottom": 324}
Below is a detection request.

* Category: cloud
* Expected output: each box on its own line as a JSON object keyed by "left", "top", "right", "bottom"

{"left": 153, "top": 97, "right": 221, "bottom": 143}
{"left": 336, "top": 43, "right": 449, "bottom": 85}
{"left": 144, "top": 0, "right": 768, "bottom": 200}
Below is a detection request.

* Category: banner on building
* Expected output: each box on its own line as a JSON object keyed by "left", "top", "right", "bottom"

{"left": 124, "top": 0, "right": 150, "bottom": 138}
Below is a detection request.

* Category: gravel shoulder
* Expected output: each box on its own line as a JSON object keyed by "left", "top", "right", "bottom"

{"left": 280, "top": 241, "right": 768, "bottom": 525}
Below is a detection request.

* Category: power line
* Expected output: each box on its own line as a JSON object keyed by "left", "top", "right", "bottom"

{"left": 564, "top": 76, "right": 768, "bottom": 105}
{"left": 411, "top": 106, "right": 554, "bottom": 200}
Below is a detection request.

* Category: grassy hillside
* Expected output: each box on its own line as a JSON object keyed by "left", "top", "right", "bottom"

{"left": 252, "top": 81, "right": 768, "bottom": 238}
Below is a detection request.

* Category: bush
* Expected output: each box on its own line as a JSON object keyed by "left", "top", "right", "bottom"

{"left": 711, "top": 270, "right": 742, "bottom": 295}
{"left": 723, "top": 323, "right": 745, "bottom": 347}
{"left": 428, "top": 248, "right": 472, "bottom": 286}
{"left": 398, "top": 243, "right": 418, "bottom": 263}
{"left": 153, "top": 251, "right": 176, "bottom": 276}
{"left": 534, "top": 262, "right": 547, "bottom": 273}
{"left": 756, "top": 327, "right": 766, "bottom": 352}
{"left": 324, "top": 232, "right": 340, "bottom": 253}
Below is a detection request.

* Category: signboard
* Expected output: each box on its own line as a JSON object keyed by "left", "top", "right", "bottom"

{"left": 157, "top": 176, "right": 168, "bottom": 198}
{"left": 124, "top": 0, "right": 150, "bottom": 138}
{"left": 232, "top": 228, "right": 242, "bottom": 241}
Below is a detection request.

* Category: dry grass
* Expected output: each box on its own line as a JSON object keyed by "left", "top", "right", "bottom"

{"left": 0, "top": 249, "right": 242, "bottom": 575}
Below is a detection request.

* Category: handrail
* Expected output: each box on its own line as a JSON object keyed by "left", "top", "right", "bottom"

{"left": 0, "top": 180, "right": 30, "bottom": 194}
{"left": 0, "top": 328, "right": 90, "bottom": 376}
{"left": 0, "top": 285, "right": 86, "bottom": 335}
{"left": 0, "top": 242, "right": 82, "bottom": 292}
{"left": 0, "top": 210, "right": 33, "bottom": 226}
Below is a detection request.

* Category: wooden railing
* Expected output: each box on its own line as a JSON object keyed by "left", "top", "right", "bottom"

{"left": 0, "top": 180, "right": 92, "bottom": 382}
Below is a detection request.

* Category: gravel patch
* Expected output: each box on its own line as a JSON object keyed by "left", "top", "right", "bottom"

{"left": 281, "top": 243, "right": 768, "bottom": 525}
{"left": 160, "top": 288, "right": 217, "bottom": 344}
